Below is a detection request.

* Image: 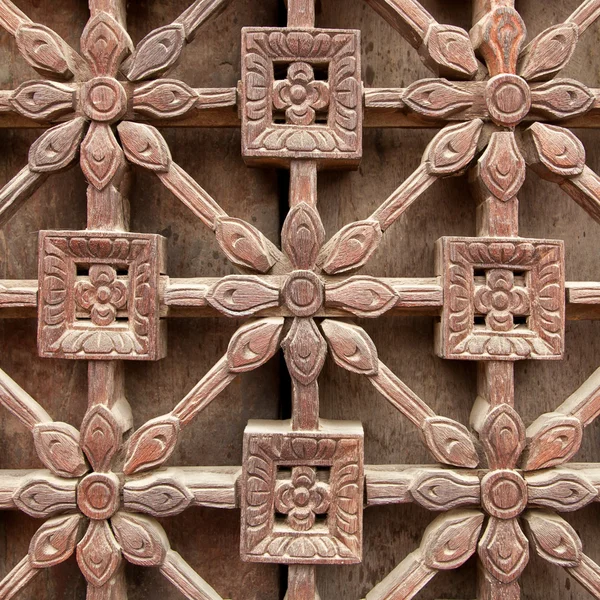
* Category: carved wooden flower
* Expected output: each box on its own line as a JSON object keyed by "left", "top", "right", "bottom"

{"left": 74, "top": 265, "right": 127, "bottom": 326}
{"left": 274, "top": 466, "right": 331, "bottom": 532}
{"left": 474, "top": 269, "right": 530, "bottom": 332}
{"left": 273, "top": 62, "right": 330, "bottom": 125}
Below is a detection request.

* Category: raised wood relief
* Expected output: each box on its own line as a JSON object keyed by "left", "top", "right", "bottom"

{"left": 1, "top": 0, "right": 600, "bottom": 599}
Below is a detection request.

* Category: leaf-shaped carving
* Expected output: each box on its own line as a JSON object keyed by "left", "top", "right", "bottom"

{"left": 111, "top": 512, "right": 169, "bottom": 566}
{"left": 80, "top": 404, "right": 121, "bottom": 472}
{"left": 226, "top": 317, "right": 284, "bottom": 373}
{"left": 326, "top": 276, "right": 397, "bottom": 317}
{"left": 523, "top": 412, "right": 583, "bottom": 470}
{"left": 13, "top": 473, "right": 77, "bottom": 518}
{"left": 124, "top": 23, "right": 186, "bottom": 81}
{"left": 525, "top": 123, "right": 585, "bottom": 178}
{"left": 526, "top": 470, "right": 597, "bottom": 512}
{"left": 77, "top": 520, "right": 122, "bottom": 586}
{"left": 281, "top": 318, "right": 327, "bottom": 385}
{"left": 421, "top": 510, "right": 484, "bottom": 570}
{"left": 15, "top": 23, "right": 73, "bottom": 78}
{"left": 33, "top": 422, "right": 88, "bottom": 477}
{"left": 281, "top": 202, "right": 325, "bottom": 269}
{"left": 123, "top": 415, "right": 181, "bottom": 475}
{"left": 425, "top": 119, "right": 483, "bottom": 176}
{"left": 410, "top": 469, "right": 480, "bottom": 511}
{"left": 321, "top": 320, "right": 378, "bottom": 375}
{"left": 479, "top": 132, "right": 526, "bottom": 202}
{"left": 320, "top": 220, "right": 382, "bottom": 275}
{"left": 215, "top": 217, "right": 276, "bottom": 273}
{"left": 10, "top": 80, "right": 75, "bottom": 121}
{"left": 421, "top": 416, "right": 479, "bottom": 468}
{"left": 29, "top": 514, "right": 82, "bottom": 568}
{"left": 531, "top": 79, "right": 594, "bottom": 120}
{"left": 523, "top": 510, "right": 583, "bottom": 567}
{"left": 423, "top": 24, "right": 478, "bottom": 79}
{"left": 123, "top": 473, "right": 193, "bottom": 517}
{"left": 480, "top": 403, "right": 526, "bottom": 469}
{"left": 29, "top": 117, "right": 86, "bottom": 173}
{"left": 519, "top": 23, "right": 579, "bottom": 81}
{"left": 80, "top": 123, "right": 124, "bottom": 190}
{"left": 133, "top": 79, "right": 198, "bottom": 119}
{"left": 118, "top": 121, "right": 172, "bottom": 172}
{"left": 403, "top": 79, "right": 476, "bottom": 118}
{"left": 206, "top": 275, "right": 280, "bottom": 317}
{"left": 81, "top": 12, "right": 132, "bottom": 77}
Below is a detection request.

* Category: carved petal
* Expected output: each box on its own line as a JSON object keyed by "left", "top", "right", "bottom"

{"left": 410, "top": 469, "right": 480, "bottom": 511}
{"left": 123, "top": 415, "right": 181, "bottom": 475}
{"left": 326, "top": 276, "right": 398, "bottom": 317}
{"left": 320, "top": 220, "right": 383, "bottom": 275}
{"left": 321, "top": 319, "right": 378, "bottom": 376}
{"left": 478, "top": 517, "right": 529, "bottom": 583}
{"left": 282, "top": 202, "right": 325, "bottom": 270}
{"left": 425, "top": 119, "right": 483, "bottom": 176}
{"left": 422, "top": 416, "right": 479, "bottom": 468}
{"left": 531, "top": 79, "right": 594, "bottom": 120}
{"left": 523, "top": 412, "right": 583, "bottom": 470}
{"left": 206, "top": 275, "right": 280, "bottom": 317}
{"left": 80, "top": 404, "right": 121, "bottom": 472}
{"left": 133, "top": 79, "right": 198, "bottom": 119}
{"left": 423, "top": 24, "right": 478, "bottom": 79}
{"left": 479, "top": 132, "right": 526, "bottom": 202}
{"left": 226, "top": 317, "right": 284, "bottom": 373}
{"left": 33, "top": 422, "right": 88, "bottom": 477}
{"left": 118, "top": 121, "right": 172, "bottom": 172}
{"left": 28, "top": 117, "right": 87, "bottom": 173}
{"left": 526, "top": 469, "right": 597, "bottom": 512}
{"left": 124, "top": 24, "right": 186, "bottom": 81}
{"left": 123, "top": 472, "right": 193, "bottom": 517}
{"left": 480, "top": 403, "right": 526, "bottom": 469}
{"left": 519, "top": 23, "right": 579, "bottom": 81}
{"left": 77, "top": 520, "right": 122, "bottom": 586}
{"left": 111, "top": 512, "right": 169, "bottom": 567}
{"left": 10, "top": 81, "right": 75, "bottom": 121}
{"left": 15, "top": 23, "right": 73, "bottom": 78}
{"left": 13, "top": 472, "right": 78, "bottom": 518}
{"left": 80, "top": 123, "right": 125, "bottom": 190}
{"left": 281, "top": 317, "right": 327, "bottom": 385}
{"left": 29, "top": 514, "right": 82, "bottom": 568}
{"left": 523, "top": 510, "right": 583, "bottom": 567}
{"left": 215, "top": 217, "right": 276, "bottom": 273}
{"left": 421, "top": 509, "right": 485, "bottom": 570}
{"left": 403, "top": 79, "right": 476, "bottom": 118}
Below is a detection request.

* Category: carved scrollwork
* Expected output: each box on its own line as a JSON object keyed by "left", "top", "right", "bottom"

{"left": 410, "top": 469, "right": 480, "bottom": 511}
{"left": 526, "top": 469, "right": 597, "bottom": 512}
{"left": 118, "top": 121, "right": 172, "bottom": 173}
{"left": 480, "top": 403, "right": 525, "bottom": 469}
{"left": 13, "top": 472, "right": 78, "bottom": 518}
{"left": 530, "top": 79, "right": 594, "bottom": 120}
{"left": 422, "top": 24, "right": 478, "bottom": 79}
{"left": 80, "top": 122, "right": 125, "bottom": 190}
{"left": 80, "top": 404, "right": 121, "bottom": 472}
{"left": 123, "top": 472, "right": 193, "bottom": 517}
{"left": 28, "top": 117, "right": 87, "bottom": 173}
{"left": 15, "top": 23, "right": 74, "bottom": 79}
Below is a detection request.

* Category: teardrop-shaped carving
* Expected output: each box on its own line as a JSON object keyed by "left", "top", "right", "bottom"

{"left": 320, "top": 220, "right": 382, "bottom": 275}
{"left": 321, "top": 319, "right": 378, "bottom": 375}
{"left": 425, "top": 119, "right": 483, "bottom": 176}
{"left": 480, "top": 403, "right": 526, "bottom": 469}
{"left": 479, "top": 132, "right": 526, "bottom": 202}
{"left": 123, "top": 472, "right": 193, "bottom": 517}
{"left": 282, "top": 202, "right": 325, "bottom": 269}
{"left": 29, "top": 117, "right": 87, "bottom": 173}
{"left": 29, "top": 514, "right": 82, "bottom": 568}
{"left": 282, "top": 318, "right": 327, "bottom": 385}
{"left": 10, "top": 81, "right": 75, "bottom": 121}
{"left": 15, "top": 23, "right": 73, "bottom": 78}
{"left": 124, "top": 23, "right": 186, "bottom": 81}
{"left": 123, "top": 415, "right": 181, "bottom": 475}
{"left": 33, "top": 421, "right": 88, "bottom": 477}
{"left": 118, "top": 121, "right": 172, "bottom": 172}
{"left": 206, "top": 275, "right": 280, "bottom": 317}
{"left": 133, "top": 79, "right": 198, "bottom": 119}
{"left": 13, "top": 473, "right": 78, "bottom": 518}
{"left": 111, "top": 512, "right": 169, "bottom": 566}
{"left": 519, "top": 23, "right": 579, "bottom": 81}
{"left": 326, "top": 276, "right": 397, "bottom": 317}
{"left": 226, "top": 317, "right": 284, "bottom": 373}
{"left": 77, "top": 520, "right": 122, "bottom": 586}
{"left": 215, "top": 217, "right": 276, "bottom": 273}
{"left": 410, "top": 469, "right": 481, "bottom": 511}
{"left": 423, "top": 24, "right": 478, "bottom": 79}
{"left": 403, "top": 79, "right": 476, "bottom": 118}
{"left": 531, "top": 79, "right": 594, "bottom": 120}
{"left": 80, "top": 404, "right": 121, "bottom": 472}
{"left": 80, "top": 123, "right": 124, "bottom": 190}
{"left": 421, "top": 416, "right": 479, "bottom": 468}
{"left": 526, "top": 470, "right": 596, "bottom": 512}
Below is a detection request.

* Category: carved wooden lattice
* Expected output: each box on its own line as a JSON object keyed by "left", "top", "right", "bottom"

{"left": 1, "top": 0, "right": 600, "bottom": 598}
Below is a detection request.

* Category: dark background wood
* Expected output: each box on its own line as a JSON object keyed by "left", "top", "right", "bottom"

{"left": 1, "top": 0, "right": 599, "bottom": 598}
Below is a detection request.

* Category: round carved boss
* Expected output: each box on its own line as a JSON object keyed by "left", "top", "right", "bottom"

{"left": 81, "top": 77, "right": 127, "bottom": 123}
{"left": 283, "top": 270, "right": 324, "bottom": 317}
{"left": 485, "top": 74, "right": 531, "bottom": 127}
{"left": 481, "top": 469, "right": 527, "bottom": 519}
{"left": 77, "top": 472, "right": 121, "bottom": 520}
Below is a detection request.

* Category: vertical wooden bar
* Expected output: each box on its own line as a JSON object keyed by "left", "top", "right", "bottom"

{"left": 287, "top": 0, "right": 315, "bottom": 28}
{"left": 286, "top": 565, "right": 319, "bottom": 600}
{"left": 289, "top": 160, "right": 318, "bottom": 207}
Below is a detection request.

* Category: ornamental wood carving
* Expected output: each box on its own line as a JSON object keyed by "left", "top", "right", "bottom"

{"left": 1, "top": 0, "right": 600, "bottom": 599}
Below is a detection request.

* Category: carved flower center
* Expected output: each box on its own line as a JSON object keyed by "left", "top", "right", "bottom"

{"left": 491, "top": 290, "right": 510, "bottom": 311}
{"left": 283, "top": 270, "right": 324, "bottom": 317}
{"left": 485, "top": 74, "right": 531, "bottom": 127}
{"left": 77, "top": 472, "right": 120, "bottom": 520}
{"left": 293, "top": 487, "right": 311, "bottom": 507}
{"left": 96, "top": 285, "right": 112, "bottom": 303}
{"left": 82, "top": 77, "right": 127, "bottom": 123}
{"left": 481, "top": 470, "right": 527, "bottom": 519}
{"left": 290, "top": 84, "right": 308, "bottom": 104}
